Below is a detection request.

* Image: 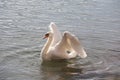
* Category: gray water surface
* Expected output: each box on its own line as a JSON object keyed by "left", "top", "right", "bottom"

{"left": 0, "top": 0, "right": 120, "bottom": 80}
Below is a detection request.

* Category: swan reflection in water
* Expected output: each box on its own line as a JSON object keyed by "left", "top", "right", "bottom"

{"left": 40, "top": 59, "right": 84, "bottom": 80}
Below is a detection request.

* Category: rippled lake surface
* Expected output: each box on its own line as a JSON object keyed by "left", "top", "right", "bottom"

{"left": 0, "top": 0, "right": 120, "bottom": 80}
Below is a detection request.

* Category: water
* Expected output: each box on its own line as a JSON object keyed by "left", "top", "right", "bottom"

{"left": 0, "top": 0, "right": 120, "bottom": 80}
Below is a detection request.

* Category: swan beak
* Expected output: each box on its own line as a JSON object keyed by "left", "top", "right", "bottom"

{"left": 43, "top": 36, "right": 48, "bottom": 39}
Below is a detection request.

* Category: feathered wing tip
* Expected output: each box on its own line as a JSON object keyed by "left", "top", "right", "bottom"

{"left": 48, "top": 22, "right": 58, "bottom": 33}
{"left": 78, "top": 47, "right": 87, "bottom": 58}
{"left": 48, "top": 22, "right": 62, "bottom": 38}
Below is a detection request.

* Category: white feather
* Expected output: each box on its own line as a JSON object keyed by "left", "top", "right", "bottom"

{"left": 41, "top": 22, "right": 87, "bottom": 61}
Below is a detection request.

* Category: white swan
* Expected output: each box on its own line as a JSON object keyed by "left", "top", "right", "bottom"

{"left": 41, "top": 22, "right": 87, "bottom": 61}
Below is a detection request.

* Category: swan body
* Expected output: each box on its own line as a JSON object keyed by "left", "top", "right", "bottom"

{"left": 41, "top": 22, "right": 87, "bottom": 61}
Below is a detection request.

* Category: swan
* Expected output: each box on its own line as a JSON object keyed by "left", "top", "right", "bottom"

{"left": 41, "top": 22, "right": 87, "bottom": 61}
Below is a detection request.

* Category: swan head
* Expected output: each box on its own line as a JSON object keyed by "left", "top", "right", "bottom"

{"left": 43, "top": 32, "right": 49, "bottom": 39}
{"left": 43, "top": 32, "right": 53, "bottom": 39}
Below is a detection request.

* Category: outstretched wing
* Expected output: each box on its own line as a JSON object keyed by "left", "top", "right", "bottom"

{"left": 57, "top": 31, "right": 87, "bottom": 58}
{"left": 49, "top": 22, "right": 62, "bottom": 46}
{"left": 65, "top": 31, "right": 87, "bottom": 58}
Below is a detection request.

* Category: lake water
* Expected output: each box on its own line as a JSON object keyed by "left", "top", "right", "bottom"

{"left": 0, "top": 0, "right": 120, "bottom": 80}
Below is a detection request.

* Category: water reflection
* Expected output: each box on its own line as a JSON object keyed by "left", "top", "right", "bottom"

{"left": 39, "top": 54, "right": 120, "bottom": 80}
{"left": 40, "top": 59, "right": 84, "bottom": 80}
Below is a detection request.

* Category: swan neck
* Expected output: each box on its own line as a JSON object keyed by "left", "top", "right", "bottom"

{"left": 41, "top": 36, "right": 53, "bottom": 57}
